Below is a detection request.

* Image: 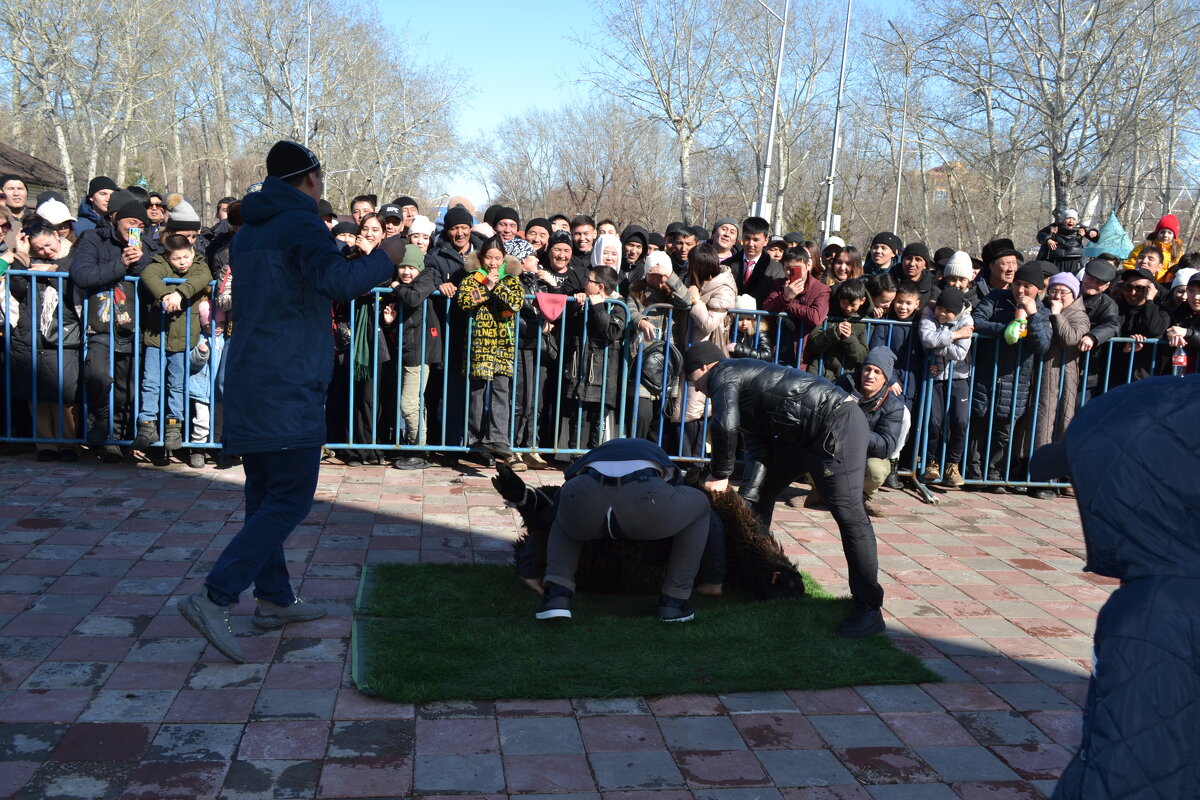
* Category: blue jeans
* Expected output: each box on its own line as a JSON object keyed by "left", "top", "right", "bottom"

{"left": 139, "top": 346, "right": 187, "bottom": 423}
{"left": 204, "top": 446, "right": 321, "bottom": 606}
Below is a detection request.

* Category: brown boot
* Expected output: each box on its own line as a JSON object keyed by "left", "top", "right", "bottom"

{"left": 943, "top": 463, "right": 965, "bottom": 487}
{"left": 863, "top": 495, "right": 885, "bottom": 518}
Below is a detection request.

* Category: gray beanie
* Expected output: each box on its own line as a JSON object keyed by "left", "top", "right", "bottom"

{"left": 711, "top": 217, "right": 738, "bottom": 236}
{"left": 165, "top": 193, "right": 201, "bottom": 231}
{"left": 862, "top": 345, "right": 896, "bottom": 383}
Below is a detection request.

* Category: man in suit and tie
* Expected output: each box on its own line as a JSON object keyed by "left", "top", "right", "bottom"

{"left": 735, "top": 216, "right": 786, "bottom": 307}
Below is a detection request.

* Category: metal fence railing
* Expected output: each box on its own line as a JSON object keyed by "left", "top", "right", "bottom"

{"left": 0, "top": 270, "right": 1184, "bottom": 499}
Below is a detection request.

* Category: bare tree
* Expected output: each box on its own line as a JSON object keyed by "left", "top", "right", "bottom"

{"left": 580, "top": 0, "right": 738, "bottom": 224}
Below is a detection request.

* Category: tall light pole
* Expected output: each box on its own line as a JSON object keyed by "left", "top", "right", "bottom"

{"left": 754, "top": 0, "right": 790, "bottom": 225}
{"left": 303, "top": 0, "right": 312, "bottom": 146}
{"left": 822, "top": 0, "right": 853, "bottom": 240}
{"left": 890, "top": 20, "right": 912, "bottom": 233}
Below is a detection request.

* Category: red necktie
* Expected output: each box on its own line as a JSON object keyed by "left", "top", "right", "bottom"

{"left": 744, "top": 259, "right": 755, "bottom": 283}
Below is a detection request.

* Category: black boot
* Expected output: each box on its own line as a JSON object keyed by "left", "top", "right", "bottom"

{"left": 738, "top": 460, "right": 767, "bottom": 503}
{"left": 883, "top": 459, "right": 903, "bottom": 490}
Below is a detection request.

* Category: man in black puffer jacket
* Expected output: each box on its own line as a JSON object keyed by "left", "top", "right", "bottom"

{"left": 70, "top": 200, "right": 157, "bottom": 459}
{"left": 1032, "top": 375, "right": 1200, "bottom": 800}
{"left": 687, "top": 342, "right": 885, "bottom": 638}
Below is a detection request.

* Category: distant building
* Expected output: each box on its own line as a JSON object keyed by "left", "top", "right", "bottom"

{"left": 0, "top": 142, "right": 68, "bottom": 202}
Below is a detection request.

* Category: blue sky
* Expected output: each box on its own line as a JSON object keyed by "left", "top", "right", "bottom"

{"left": 380, "top": 0, "right": 598, "bottom": 142}
{"left": 379, "top": 0, "right": 910, "bottom": 203}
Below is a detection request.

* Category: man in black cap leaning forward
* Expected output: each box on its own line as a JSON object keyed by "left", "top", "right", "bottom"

{"left": 685, "top": 341, "right": 886, "bottom": 638}
{"left": 177, "top": 141, "right": 396, "bottom": 663}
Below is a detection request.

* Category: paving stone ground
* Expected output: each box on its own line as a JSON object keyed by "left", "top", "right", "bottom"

{"left": 0, "top": 454, "right": 1107, "bottom": 799}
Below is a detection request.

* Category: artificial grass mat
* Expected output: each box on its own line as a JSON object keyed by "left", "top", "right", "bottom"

{"left": 352, "top": 563, "right": 939, "bottom": 703}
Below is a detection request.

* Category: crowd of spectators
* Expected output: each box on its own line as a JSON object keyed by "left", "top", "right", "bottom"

{"left": 0, "top": 173, "right": 1195, "bottom": 502}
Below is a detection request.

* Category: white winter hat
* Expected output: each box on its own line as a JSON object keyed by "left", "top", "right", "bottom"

{"left": 408, "top": 215, "right": 435, "bottom": 237}
{"left": 944, "top": 251, "right": 975, "bottom": 280}
{"left": 822, "top": 236, "right": 845, "bottom": 250}
{"left": 36, "top": 199, "right": 76, "bottom": 226}
{"left": 734, "top": 294, "right": 757, "bottom": 311}
{"left": 1172, "top": 268, "right": 1198, "bottom": 289}
{"left": 1061, "top": 208, "right": 1080, "bottom": 222}
{"left": 645, "top": 251, "right": 673, "bottom": 276}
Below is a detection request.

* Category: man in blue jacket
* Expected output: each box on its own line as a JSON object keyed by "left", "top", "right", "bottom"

{"left": 1032, "top": 376, "right": 1200, "bottom": 800}
{"left": 178, "top": 141, "right": 395, "bottom": 663}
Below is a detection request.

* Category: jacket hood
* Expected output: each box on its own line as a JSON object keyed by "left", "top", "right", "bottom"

{"left": 621, "top": 225, "right": 648, "bottom": 246}
{"left": 1064, "top": 375, "right": 1200, "bottom": 581}
{"left": 77, "top": 200, "right": 102, "bottom": 225}
{"left": 239, "top": 176, "right": 318, "bottom": 226}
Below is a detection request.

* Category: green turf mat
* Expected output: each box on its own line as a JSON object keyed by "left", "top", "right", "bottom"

{"left": 352, "top": 563, "right": 939, "bottom": 703}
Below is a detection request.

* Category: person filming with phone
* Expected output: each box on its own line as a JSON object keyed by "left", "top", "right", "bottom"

{"left": 70, "top": 198, "right": 157, "bottom": 461}
{"left": 763, "top": 246, "right": 831, "bottom": 369}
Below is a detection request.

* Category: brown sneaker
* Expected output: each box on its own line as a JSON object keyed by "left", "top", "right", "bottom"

{"left": 922, "top": 460, "right": 940, "bottom": 482}
{"left": 943, "top": 463, "right": 965, "bottom": 487}
{"left": 863, "top": 497, "right": 885, "bottom": 518}
{"left": 523, "top": 452, "right": 550, "bottom": 469}
{"left": 498, "top": 454, "right": 527, "bottom": 473}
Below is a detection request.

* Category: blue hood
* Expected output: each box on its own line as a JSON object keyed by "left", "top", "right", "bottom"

{"left": 76, "top": 200, "right": 102, "bottom": 226}
{"left": 239, "top": 176, "right": 318, "bottom": 226}
{"left": 1065, "top": 375, "right": 1200, "bottom": 581}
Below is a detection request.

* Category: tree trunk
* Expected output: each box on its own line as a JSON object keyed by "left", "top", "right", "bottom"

{"left": 678, "top": 131, "right": 694, "bottom": 225}
{"left": 171, "top": 98, "right": 185, "bottom": 192}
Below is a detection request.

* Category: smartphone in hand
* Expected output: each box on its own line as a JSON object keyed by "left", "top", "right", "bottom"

{"left": 127, "top": 227, "right": 143, "bottom": 249}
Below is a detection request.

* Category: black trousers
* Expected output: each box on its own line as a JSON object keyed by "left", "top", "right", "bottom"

{"left": 927, "top": 378, "right": 969, "bottom": 465}
{"left": 745, "top": 403, "right": 883, "bottom": 609}
{"left": 513, "top": 349, "right": 547, "bottom": 449}
{"left": 85, "top": 336, "right": 136, "bottom": 440}
{"left": 968, "top": 414, "right": 1013, "bottom": 479}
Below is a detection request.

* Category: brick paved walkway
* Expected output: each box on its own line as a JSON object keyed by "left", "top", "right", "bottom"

{"left": 0, "top": 455, "right": 1107, "bottom": 799}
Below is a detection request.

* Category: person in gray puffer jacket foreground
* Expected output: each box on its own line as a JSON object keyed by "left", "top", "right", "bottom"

{"left": 1031, "top": 374, "right": 1200, "bottom": 800}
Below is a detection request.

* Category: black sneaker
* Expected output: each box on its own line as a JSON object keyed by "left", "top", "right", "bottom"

{"left": 163, "top": 419, "right": 184, "bottom": 451}
{"left": 836, "top": 604, "right": 885, "bottom": 638}
{"left": 655, "top": 595, "right": 695, "bottom": 623}
{"left": 392, "top": 455, "right": 430, "bottom": 470}
{"left": 132, "top": 421, "right": 158, "bottom": 451}
{"left": 100, "top": 445, "right": 124, "bottom": 464}
{"left": 535, "top": 583, "right": 573, "bottom": 620}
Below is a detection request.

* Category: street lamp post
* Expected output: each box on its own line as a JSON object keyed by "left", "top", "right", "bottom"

{"left": 822, "top": 0, "right": 853, "bottom": 240}
{"left": 754, "top": 0, "right": 790, "bottom": 226}
{"left": 890, "top": 20, "right": 911, "bottom": 233}
{"left": 303, "top": 0, "right": 312, "bottom": 146}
